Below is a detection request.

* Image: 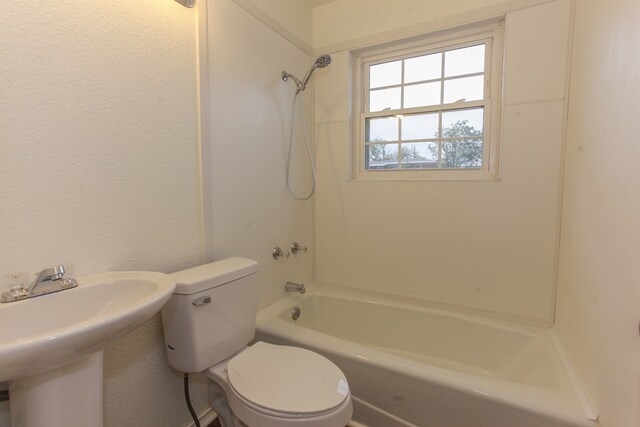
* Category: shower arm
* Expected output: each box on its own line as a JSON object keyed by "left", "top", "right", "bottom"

{"left": 281, "top": 54, "right": 332, "bottom": 94}
{"left": 281, "top": 71, "right": 301, "bottom": 87}
{"left": 281, "top": 67, "right": 315, "bottom": 94}
{"left": 299, "top": 66, "right": 317, "bottom": 92}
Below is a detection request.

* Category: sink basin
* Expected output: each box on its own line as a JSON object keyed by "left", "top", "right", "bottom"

{"left": 1, "top": 270, "right": 175, "bottom": 427}
{"left": 0, "top": 271, "right": 175, "bottom": 382}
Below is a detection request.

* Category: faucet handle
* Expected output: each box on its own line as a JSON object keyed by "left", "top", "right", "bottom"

{"left": 291, "top": 242, "right": 308, "bottom": 254}
{"left": 10, "top": 282, "right": 26, "bottom": 292}
{"left": 0, "top": 272, "right": 29, "bottom": 302}
{"left": 37, "top": 265, "right": 66, "bottom": 281}
{"left": 3, "top": 272, "right": 28, "bottom": 292}
{"left": 273, "top": 246, "right": 290, "bottom": 260}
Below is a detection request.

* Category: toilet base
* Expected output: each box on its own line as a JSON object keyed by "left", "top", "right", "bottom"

{"left": 209, "top": 379, "right": 245, "bottom": 427}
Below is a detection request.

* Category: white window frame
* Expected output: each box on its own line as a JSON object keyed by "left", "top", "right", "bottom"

{"left": 351, "top": 21, "right": 504, "bottom": 181}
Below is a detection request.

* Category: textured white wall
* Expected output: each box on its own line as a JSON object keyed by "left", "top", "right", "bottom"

{"left": 0, "top": 0, "right": 204, "bottom": 425}
{"left": 313, "top": 0, "right": 572, "bottom": 323}
{"left": 554, "top": 0, "right": 640, "bottom": 426}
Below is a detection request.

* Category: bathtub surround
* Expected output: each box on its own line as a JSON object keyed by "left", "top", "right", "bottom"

{"left": 313, "top": 0, "right": 573, "bottom": 324}
{"left": 309, "top": 0, "right": 640, "bottom": 425}
{"left": 200, "top": 0, "right": 314, "bottom": 310}
{"left": 0, "top": 0, "right": 204, "bottom": 426}
{"left": 554, "top": 1, "right": 640, "bottom": 426}
{"left": 218, "top": 0, "right": 640, "bottom": 424}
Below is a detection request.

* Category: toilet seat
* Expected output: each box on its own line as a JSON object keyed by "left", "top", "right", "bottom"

{"left": 229, "top": 383, "right": 350, "bottom": 419}
{"left": 218, "top": 342, "right": 352, "bottom": 427}
{"left": 228, "top": 341, "right": 349, "bottom": 414}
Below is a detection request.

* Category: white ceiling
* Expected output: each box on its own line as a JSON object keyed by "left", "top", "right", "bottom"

{"left": 303, "top": 0, "right": 336, "bottom": 8}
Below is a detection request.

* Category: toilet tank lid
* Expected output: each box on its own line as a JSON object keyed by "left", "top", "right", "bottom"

{"left": 171, "top": 257, "right": 258, "bottom": 295}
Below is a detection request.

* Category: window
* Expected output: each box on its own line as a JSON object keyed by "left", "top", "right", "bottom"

{"left": 352, "top": 22, "right": 503, "bottom": 181}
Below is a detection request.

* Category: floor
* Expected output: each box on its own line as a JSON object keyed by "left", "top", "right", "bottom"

{"left": 207, "top": 419, "right": 350, "bottom": 426}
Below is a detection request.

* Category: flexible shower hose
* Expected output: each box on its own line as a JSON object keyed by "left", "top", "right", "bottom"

{"left": 286, "top": 90, "right": 316, "bottom": 201}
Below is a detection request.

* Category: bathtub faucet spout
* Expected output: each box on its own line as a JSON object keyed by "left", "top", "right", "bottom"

{"left": 285, "top": 281, "right": 306, "bottom": 294}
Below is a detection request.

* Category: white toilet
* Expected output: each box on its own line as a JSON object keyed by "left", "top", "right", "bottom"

{"left": 161, "top": 257, "right": 353, "bottom": 427}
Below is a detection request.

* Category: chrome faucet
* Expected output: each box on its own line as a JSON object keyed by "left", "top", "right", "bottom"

{"left": 28, "top": 266, "right": 66, "bottom": 296}
{"left": 284, "top": 281, "right": 306, "bottom": 294}
{"left": 1, "top": 265, "right": 78, "bottom": 303}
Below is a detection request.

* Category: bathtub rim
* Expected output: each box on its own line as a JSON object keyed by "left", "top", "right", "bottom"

{"left": 260, "top": 282, "right": 556, "bottom": 336}
{"left": 256, "top": 284, "right": 597, "bottom": 426}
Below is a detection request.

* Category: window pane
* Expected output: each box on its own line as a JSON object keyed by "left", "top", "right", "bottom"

{"left": 404, "top": 52, "right": 442, "bottom": 83}
{"left": 369, "top": 87, "right": 401, "bottom": 112}
{"left": 442, "top": 108, "right": 484, "bottom": 135}
{"left": 444, "top": 44, "right": 485, "bottom": 77}
{"left": 370, "top": 60, "right": 402, "bottom": 88}
{"left": 367, "top": 143, "right": 399, "bottom": 169}
{"left": 403, "top": 82, "right": 441, "bottom": 108}
{"left": 441, "top": 139, "right": 483, "bottom": 168}
{"left": 401, "top": 113, "right": 439, "bottom": 140}
{"left": 366, "top": 116, "right": 399, "bottom": 142}
{"left": 443, "top": 75, "right": 484, "bottom": 104}
{"left": 400, "top": 142, "right": 439, "bottom": 169}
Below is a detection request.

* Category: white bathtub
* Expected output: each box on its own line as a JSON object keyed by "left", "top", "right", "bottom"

{"left": 256, "top": 286, "right": 596, "bottom": 427}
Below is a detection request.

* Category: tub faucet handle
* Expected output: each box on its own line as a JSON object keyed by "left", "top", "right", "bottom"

{"left": 291, "top": 242, "right": 307, "bottom": 254}
{"left": 273, "top": 246, "right": 290, "bottom": 260}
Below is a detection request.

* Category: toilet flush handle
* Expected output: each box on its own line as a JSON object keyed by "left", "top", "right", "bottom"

{"left": 192, "top": 296, "right": 211, "bottom": 306}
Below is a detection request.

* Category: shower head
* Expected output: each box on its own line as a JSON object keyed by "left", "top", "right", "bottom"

{"left": 282, "top": 54, "right": 333, "bottom": 93}
{"left": 314, "top": 54, "right": 332, "bottom": 69}
{"left": 299, "top": 54, "right": 332, "bottom": 91}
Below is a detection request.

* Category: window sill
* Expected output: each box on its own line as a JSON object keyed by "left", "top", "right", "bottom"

{"left": 352, "top": 168, "right": 500, "bottom": 182}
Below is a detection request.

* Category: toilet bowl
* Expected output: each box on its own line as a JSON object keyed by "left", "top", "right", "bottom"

{"left": 161, "top": 258, "right": 353, "bottom": 427}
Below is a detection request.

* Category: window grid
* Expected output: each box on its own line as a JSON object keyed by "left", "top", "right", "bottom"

{"left": 439, "top": 49, "right": 446, "bottom": 105}
{"left": 362, "top": 37, "right": 493, "bottom": 172}
{"left": 368, "top": 70, "right": 485, "bottom": 93}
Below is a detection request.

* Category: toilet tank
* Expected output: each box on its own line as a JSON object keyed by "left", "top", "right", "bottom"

{"left": 161, "top": 257, "right": 259, "bottom": 373}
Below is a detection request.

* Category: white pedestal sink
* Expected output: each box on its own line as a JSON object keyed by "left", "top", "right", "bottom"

{"left": 0, "top": 271, "right": 176, "bottom": 427}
